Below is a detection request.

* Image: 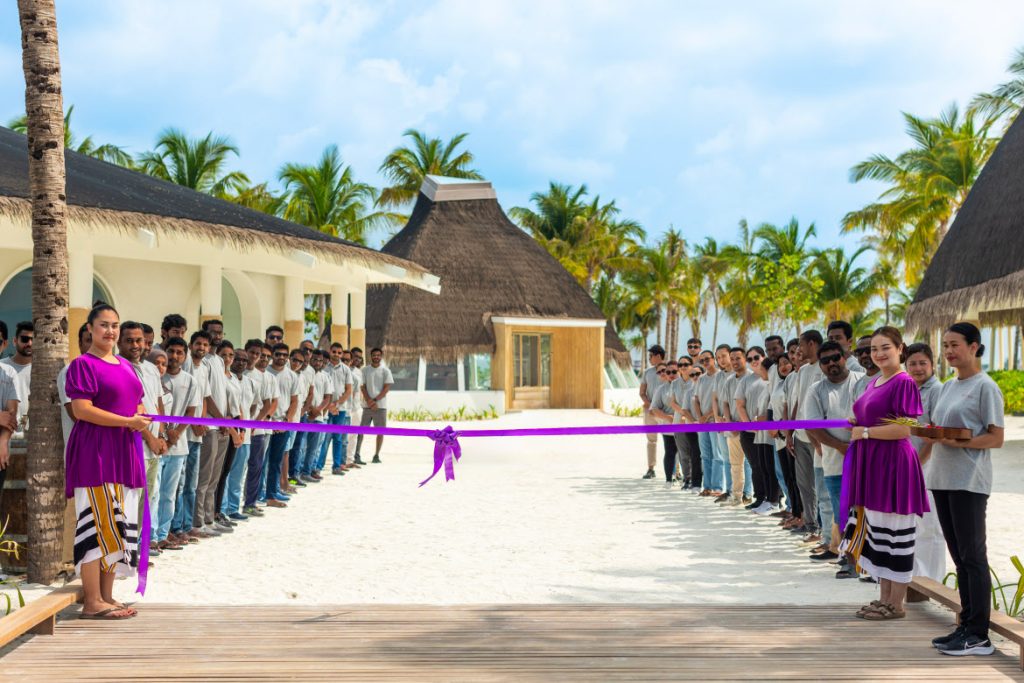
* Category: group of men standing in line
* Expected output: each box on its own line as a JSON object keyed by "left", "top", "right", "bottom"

{"left": 0, "top": 314, "right": 395, "bottom": 559}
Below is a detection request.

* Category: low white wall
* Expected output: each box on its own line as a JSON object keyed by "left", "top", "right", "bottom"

{"left": 604, "top": 388, "right": 643, "bottom": 414}
{"left": 387, "top": 390, "right": 507, "bottom": 416}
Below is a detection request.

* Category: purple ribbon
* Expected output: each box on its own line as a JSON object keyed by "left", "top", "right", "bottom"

{"left": 148, "top": 415, "right": 849, "bottom": 487}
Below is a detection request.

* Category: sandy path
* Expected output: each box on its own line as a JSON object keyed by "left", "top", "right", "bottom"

{"left": 120, "top": 410, "right": 1023, "bottom": 606}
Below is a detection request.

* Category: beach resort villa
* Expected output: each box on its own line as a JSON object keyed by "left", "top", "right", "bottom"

{"left": 367, "top": 175, "right": 637, "bottom": 415}
{"left": 0, "top": 126, "right": 438, "bottom": 356}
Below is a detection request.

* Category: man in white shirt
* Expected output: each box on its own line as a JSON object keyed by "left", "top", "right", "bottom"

{"left": 346, "top": 349, "right": 364, "bottom": 467}
{"left": 196, "top": 321, "right": 232, "bottom": 535}
{"left": 0, "top": 323, "right": 20, "bottom": 499}
{"left": 265, "top": 343, "right": 299, "bottom": 505}
{"left": 174, "top": 330, "right": 213, "bottom": 540}
{"left": 243, "top": 340, "right": 276, "bottom": 515}
{"left": 355, "top": 347, "right": 394, "bottom": 464}
{"left": 638, "top": 345, "right": 666, "bottom": 480}
{"left": 156, "top": 336, "right": 197, "bottom": 549}
{"left": 286, "top": 347, "right": 316, "bottom": 486}
{"left": 300, "top": 350, "right": 334, "bottom": 481}
{"left": 827, "top": 320, "right": 863, "bottom": 373}
{"left": 788, "top": 329, "right": 824, "bottom": 541}
{"left": 221, "top": 346, "right": 258, "bottom": 521}
{"left": 0, "top": 321, "right": 33, "bottom": 433}
{"left": 319, "top": 343, "right": 353, "bottom": 476}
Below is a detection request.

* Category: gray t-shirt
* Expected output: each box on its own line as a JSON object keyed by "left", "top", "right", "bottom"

{"left": 650, "top": 381, "right": 673, "bottom": 418}
{"left": 926, "top": 372, "right": 1004, "bottom": 495}
{"left": 853, "top": 372, "right": 877, "bottom": 400}
{"left": 770, "top": 373, "right": 789, "bottom": 449}
{"left": 693, "top": 371, "right": 717, "bottom": 418}
{"left": 805, "top": 372, "right": 863, "bottom": 476}
{"left": 910, "top": 375, "right": 942, "bottom": 453}
{"left": 671, "top": 379, "right": 693, "bottom": 421}
{"left": 734, "top": 371, "right": 761, "bottom": 428}
{"left": 182, "top": 357, "right": 212, "bottom": 443}
{"left": 642, "top": 366, "right": 661, "bottom": 403}
{"left": 361, "top": 365, "right": 395, "bottom": 410}
{"left": 728, "top": 369, "right": 752, "bottom": 421}
{"left": 794, "top": 362, "right": 824, "bottom": 442}
{"left": 162, "top": 370, "right": 198, "bottom": 456}
{"left": 742, "top": 376, "right": 770, "bottom": 444}
{"left": 0, "top": 369, "right": 18, "bottom": 410}
{"left": 268, "top": 366, "right": 300, "bottom": 421}
{"left": 0, "top": 358, "right": 30, "bottom": 426}
{"left": 845, "top": 354, "right": 864, "bottom": 374}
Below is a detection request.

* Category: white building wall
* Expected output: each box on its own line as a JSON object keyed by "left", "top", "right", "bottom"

{"left": 387, "top": 390, "right": 507, "bottom": 415}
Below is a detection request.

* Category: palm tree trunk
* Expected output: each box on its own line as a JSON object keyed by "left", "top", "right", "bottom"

{"left": 18, "top": 0, "right": 68, "bottom": 584}
{"left": 317, "top": 294, "right": 327, "bottom": 338}
{"left": 712, "top": 291, "right": 720, "bottom": 348}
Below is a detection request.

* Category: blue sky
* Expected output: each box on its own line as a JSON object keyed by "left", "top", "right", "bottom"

{"left": 3, "top": 1, "right": 1024, "bottom": 344}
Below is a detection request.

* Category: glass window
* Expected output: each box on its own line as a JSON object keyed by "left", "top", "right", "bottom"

{"left": 463, "top": 354, "right": 492, "bottom": 390}
{"left": 387, "top": 360, "right": 419, "bottom": 391}
{"left": 425, "top": 361, "right": 458, "bottom": 391}
{"left": 512, "top": 333, "right": 551, "bottom": 387}
{"left": 605, "top": 361, "right": 627, "bottom": 389}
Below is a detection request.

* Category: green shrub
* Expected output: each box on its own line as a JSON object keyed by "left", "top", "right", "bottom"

{"left": 609, "top": 401, "right": 642, "bottom": 418}
{"left": 989, "top": 370, "right": 1024, "bottom": 414}
{"left": 391, "top": 404, "right": 499, "bottom": 422}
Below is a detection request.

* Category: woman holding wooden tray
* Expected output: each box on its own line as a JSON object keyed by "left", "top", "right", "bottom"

{"left": 839, "top": 326, "right": 929, "bottom": 621}
{"left": 920, "top": 322, "right": 1004, "bottom": 658}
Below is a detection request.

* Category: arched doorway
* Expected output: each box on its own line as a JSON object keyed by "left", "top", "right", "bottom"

{"left": 0, "top": 267, "right": 112, "bottom": 353}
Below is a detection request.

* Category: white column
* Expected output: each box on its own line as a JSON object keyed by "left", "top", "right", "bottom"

{"left": 283, "top": 276, "right": 305, "bottom": 348}
{"left": 456, "top": 355, "right": 466, "bottom": 392}
{"left": 331, "top": 285, "right": 350, "bottom": 346}
{"left": 417, "top": 357, "right": 426, "bottom": 392}
{"left": 349, "top": 290, "right": 366, "bottom": 329}
{"left": 68, "top": 243, "right": 94, "bottom": 309}
{"left": 199, "top": 265, "right": 222, "bottom": 319}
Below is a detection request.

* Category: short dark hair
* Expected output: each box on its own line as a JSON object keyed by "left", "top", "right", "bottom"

{"left": 715, "top": 343, "right": 731, "bottom": 352}
{"left": 161, "top": 313, "right": 187, "bottom": 332}
{"left": 289, "top": 348, "right": 304, "bottom": 359}
{"left": 687, "top": 337, "right": 701, "bottom": 346}
{"left": 857, "top": 335, "right": 872, "bottom": 343}
{"left": 120, "top": 321, "right": 144, "bottom": 334}
{"left": 826, "top": 320, "right": 853, "bottom": 341}
{"left": 786, "top": 338, "right": 799, "bottom": 350}
{"left": 77, "top": 323, "right": 89, "bottom": 344}
{"left": 729, "top": 346, "right": 745, "bottom": 354}
{"left": 202, "top": 319, "right": 224, "bottom": 331}
{"left": 648, "top": 344, "right": 666, "bottom": 357}
{"left": 765, "top": 335, "right": 784, "bottom": 346}
{"left": 905, "top": 342, "right": 934, "bottom": 365}
{"left": 218, "top": 340, "right": 235, "bottom": 351}
{"left": 818, "top": 340, "right": 843, "bottom": 357}
{"left": 370, "top": 347, "right": 383, "bottom": 355}
{"left": 15, "top": 321, "right": 33, "bottom": 335}
{"left": 800, "top": 329, "right": 823, "bottom": 346}
{"left": 698, "top": 349, "right": 713, "bottom": 359}
{"left": 351, "top": 346, "right": 363, "bottom": 355}
{"left": 140, "top": 323, "right": 154, "bottom": 335}
{"left": 244, "top": 338, "right": 264, "bottom": 351}
{"left": 747, "top": 345, "right": 766, "bottom": 357}
{"left": 0, "top": 321, "right": 7, "bottom": 341}
{"left": 271, "top": 342, "right": 289, "bottom": 354}
{"left": 265, "top": 325, "right": 284, "bottom": 337}
{"left": 330, "top": 342, "right": 344, "bottom": 350}
{"left": 164, "top": 336, "right": 188, "bottom": 352}
{"left": 189, "top": 330, "right": 212, "bottom": 344}
{"left": 666, "top": 360, "right": 678, "bottom": 367}
{"left": 261, "top": 342, "right": 273, "bottom": 352}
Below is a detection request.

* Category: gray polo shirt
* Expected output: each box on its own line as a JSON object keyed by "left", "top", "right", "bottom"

{"left": 268, "top": 366, "right": 300, "bottom": 421}
{"left": 693, "top": 371, "right": 717, "bottom": 418}
{"left": 805, "top": 371, "right": 863, "bottom": 476}
{"left": 162, "top": 369, "right": 198, "bottom": 456}
{"left": 926, "top": 372, "right": 1004, "bottom": 495}
{"left": 794, "top": 362, "right": 824, "bottom": 442}
{"left": 734, "top": 371, "right": 761, "bottom": 428}
{"left": 642, "top": 366, "right": 661, "bottom": 403}
{"left": 727, "top": 369, "right": 752, "bottom": 420}
{"left": 650, "top": 381, "right": 673, "bottom": 417}
{"left": 911, "top": 375, "right": 942, "bottom": 453}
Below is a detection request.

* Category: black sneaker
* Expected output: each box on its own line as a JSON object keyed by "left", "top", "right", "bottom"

{"left": 932, "top": 626, "right": 966, "bottom": 648}
{"left": 744, "top": 499, "right": 762, "bottom": 510}
{"left": 372, "top": 455, "right": 382, "bottom": 464}
{"left": 354, "top": 456, "right": 366, "bottom": 465}
{"left": 834, "top": 567, "right": 857, "bottom": 579}
{"left": 810, "top": 550, "right": 838, "bottom": 562}
{"left": 642, "top": 469, "right": 656, "bottom": 479}
{"left": 936, "top": 632, "right": 994, "bottom": 656}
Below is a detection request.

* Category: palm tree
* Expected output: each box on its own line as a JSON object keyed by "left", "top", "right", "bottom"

{"left": 843, "top": 105, "right": 998, "bottom": 287}
{"left": 510, "top": 182, "right": 588, "bottom": 241}
{"left": 223, "top": 182, "right": 286, "bottom": 217}
{"left": 279, "top": 145, "right": 399, "bottom": 245}
{"left": 377, "top": 129, "right": 482, "bottom": 208}
{"left": 18, "top": 0, "right": 69, "bottom": 584}
{"left": 971, "top": 46, "right": 1024, "bottom": 127}
{"left": 814, "top": 246, "right": 878, "bottom": 322}
{"left": 721, "top": 219, "right": 761, "bottom": 347}
{"left": 8, "top": 104, "right": 132, "bottom": 166}
{"left": 137, "top": 128, "right": 250, "bottom": 196}
{"left": 694, "top": 237, "right": 730, "bottom": 347}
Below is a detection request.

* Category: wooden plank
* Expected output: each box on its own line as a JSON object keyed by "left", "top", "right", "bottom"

{"left": 1, "top": 603, "right": 1020, "bottom": 680}
{"left": 0, "top": 583, "right": 82, "bottom": 648}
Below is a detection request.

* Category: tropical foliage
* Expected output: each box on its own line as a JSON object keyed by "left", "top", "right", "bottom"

{"left": 136, "top": 128, "right": 250, "bottom": 196}
{"left": 7, "top": 105, "right": 132, "bottom": 166}
{"left": 377, "top": 129, "right": 483, "bottom": 209}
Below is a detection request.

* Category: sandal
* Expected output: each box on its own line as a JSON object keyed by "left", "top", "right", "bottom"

{"left": 855, "top": 600, "right": 885, "bottom": 618}
{"left": 80, "top": 607, "right": 136, "bottom": 620}
{"left": 861, "top": 603, "right": 905, "bottom": 620}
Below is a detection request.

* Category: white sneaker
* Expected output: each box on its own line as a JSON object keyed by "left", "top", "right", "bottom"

{"left": 750, "top": 502, "right": 772, "bottom": 515}
{"left": 755, "top": 503, "right": 780, "bottom": 516}
{"left": 664, "top": 481, "right": 674, "bottom": 489}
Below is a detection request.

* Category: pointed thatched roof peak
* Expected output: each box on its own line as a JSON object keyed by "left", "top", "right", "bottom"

{"left": 367, "top": 179, "right": 630, "bottom": 364}
{"left": 906, "top": 110, "right": 1024, "bottom": 331}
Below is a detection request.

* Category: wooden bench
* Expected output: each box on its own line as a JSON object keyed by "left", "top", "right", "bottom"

{"left": 910, "top": 576, "right": 1024, "bottom": 669}
{"left": 0, "top": 582, "right": 82, "bottom": 649}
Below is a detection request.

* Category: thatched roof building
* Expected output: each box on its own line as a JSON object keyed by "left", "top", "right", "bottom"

{"left": 906, "top": 111, "right": 1024, "bottom": 331}
{"left": 0, "top": 126, "right": 436, "bottom": 351}
{"left": 367, "top": 176, "right": 634, "bottom": 411}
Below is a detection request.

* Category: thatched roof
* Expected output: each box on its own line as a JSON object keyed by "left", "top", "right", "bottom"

{"left": 906, "top": 110, "right": 1024, "bottom": 331}
{"left": 0, "top": 126, "right": 422, "bottom": 273}
{"left": 366, "top": 178, "right": 631, "bottom": 364}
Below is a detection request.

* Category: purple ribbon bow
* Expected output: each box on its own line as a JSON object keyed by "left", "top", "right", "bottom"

{"left": 420, "top": 426, "right": 462, "bottom": 487}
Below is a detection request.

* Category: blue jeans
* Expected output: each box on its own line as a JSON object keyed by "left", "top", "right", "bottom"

{"left": 221, "top": 443, "right": 250, "bottom": 516}
{"left": 715, "top": 431, "right": 731, "bottom": 493}
{"left": 156, "top": 454, "right": 186, "bottom": 541}
{"left": 698, "top": 431, "right": 720, "bottom": 490}
{"left": 303, "top": 428, "right": 325, "bottom": 476}
{"left": 172, "top": 441, "right": 202, "bottom": 533}
{"left": 814, "top": 466, "right": 833, "bottom": 545}
{"left": 265, "top": 432, "right": 291, "bottom": 501}
{"left": 289, "top": 427, "right": 308, "bottom": 479}
{"left": 743, "top": 457, "right": 753, "bottom": 497}
{"left": 319, "top": 411, "right": 348, "bottom": 469}
{"left": 824, "top": 474, "right": 844, "bottom": 528}
{"left": 773, "top": 447, "right": 791, "bottom": 511}
{"left": 245, "top": 434, "right": 268, "bottom": 508}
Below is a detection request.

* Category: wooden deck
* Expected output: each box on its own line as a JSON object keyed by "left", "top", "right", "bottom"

{"left": 1, "top": 603, "right": 1021, "bottom": 681}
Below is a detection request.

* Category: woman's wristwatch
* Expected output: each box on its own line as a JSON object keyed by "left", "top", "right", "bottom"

{"left": 862, "top": 427, "right": 870, "bottom": 440}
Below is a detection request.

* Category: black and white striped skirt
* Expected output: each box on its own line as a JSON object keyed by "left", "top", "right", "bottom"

{"left": 839, "top": 506, "right": 916, "bottom": 583}
{"left": 73, "top": 484, "right": 141, "bottom": 578}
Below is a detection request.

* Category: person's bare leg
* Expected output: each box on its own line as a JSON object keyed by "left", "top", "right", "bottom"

{"left": 99, "top": 568, "right": 137, "bottom": 614}
{"left": 879, "top": 578, "right": 891, "bottom": 605}
{"left": 81, "top": 559, "right": 107, "bottom": 613}
{"left": 888, "top": 581, "right": 908, "bottom": 611}
{"left": 375, "top": 435, "right": 384, "bottom": 457}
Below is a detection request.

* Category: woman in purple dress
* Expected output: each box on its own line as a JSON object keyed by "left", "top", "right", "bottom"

{"left": 66, "top": 305, "right": 152, "bottom": 620}
{"left": 839, "top": 326, "right": 928, "bottom": 621}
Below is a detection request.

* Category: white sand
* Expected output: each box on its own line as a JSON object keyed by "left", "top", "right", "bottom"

{"left": 108, "top": 410, "right": 1021, "bottom": 607}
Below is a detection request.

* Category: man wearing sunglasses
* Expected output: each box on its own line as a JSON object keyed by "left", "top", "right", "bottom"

{"left": 669, "top": 358, "right": 695, "bottom": 488}
{"left": 0, "top": 321, "right": 32, "bottom": 432}
{"left": 685, "top": 338, "right": 702, "bottom": 364}
{"left": 788, "top": 330, "right": 824, "bottom": 544}
{"left": 827, "top": 320, "right": 863, "bottom": 373}
{"left": 639, "top": 345, "right": 667, "bottom": 480}
{"left": 691, "top": 353, "right": 723, "bottom": 496}
{"left": 648, "top": 362, "right": 678, "bottom": 487}
{"left": 852, "top": 335, "right": 879, "bottom": 398}
{"left": 805, "top": 341, "right": 864, "bottom": 572}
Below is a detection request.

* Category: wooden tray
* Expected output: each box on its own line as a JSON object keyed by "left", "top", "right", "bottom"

{"left": 910, "top": 425, "right": 972, "bottom": 440}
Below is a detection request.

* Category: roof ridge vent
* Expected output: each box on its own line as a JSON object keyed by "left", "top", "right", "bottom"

{"left": 420, "top": 175, "right": 497, "bottom": 202}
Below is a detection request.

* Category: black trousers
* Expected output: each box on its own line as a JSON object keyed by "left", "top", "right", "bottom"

{"left": 932, "top": 489, "right": 991, "bottom": 638}
{"left": 686, "top": 433, "right": 702, "bottom": 487}
{"left": 755, "top": 443, "right": 780, "bottom": 504}
{"left": 778, "top": 445, "right": 802, "bottom": 517}
{"left": 739, "top": 431, "right": 763, "bottom": 502}
{"left": 661, "top": 434, "right": 678, "bottom": 483}
{"left": 215, "top": 440, "right": 236, "bottom": 516}
{"left": 672, "top": 432, "right": 691, "bottom": 481}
